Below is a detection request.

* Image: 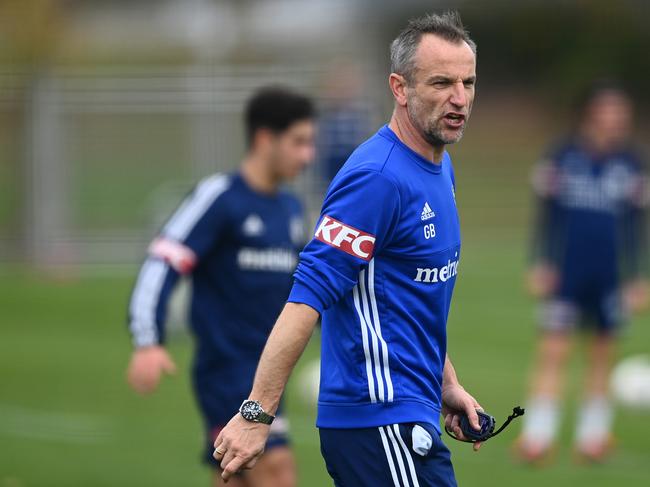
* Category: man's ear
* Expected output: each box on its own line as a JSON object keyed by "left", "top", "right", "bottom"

{"left": 389, "top": 73, "right": 409, "bottom": 107}
{"left": 251, "top": 127, "right": 275, "bottom": 153}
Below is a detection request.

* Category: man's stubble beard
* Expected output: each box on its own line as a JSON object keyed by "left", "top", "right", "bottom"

{"left": 407, "top": 95, "right": 467, "bottom": 147}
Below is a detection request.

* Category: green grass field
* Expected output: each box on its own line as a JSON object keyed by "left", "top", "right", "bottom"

{"left": 2, "top": 104, "right": 650, "bottom": 486}
{"left": 1, "top": 239, "right": 649, "bottom": 486}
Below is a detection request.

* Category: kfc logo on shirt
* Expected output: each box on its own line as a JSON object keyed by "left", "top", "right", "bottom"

{"left": 314, "top": 215, "right": 376, "bottom": 261}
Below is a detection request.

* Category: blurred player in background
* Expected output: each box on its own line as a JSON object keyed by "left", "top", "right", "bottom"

{"left": 126, "top": 86, "right": 315, "bottom": 487}
{"left": 517, "top": 82, "right": 649, "bottom": 464}
{"left": 214, "top": 12, "right": 484, "bottom": 487}
{"left": 317, "top": 61, "right": 372, "bottom": 183}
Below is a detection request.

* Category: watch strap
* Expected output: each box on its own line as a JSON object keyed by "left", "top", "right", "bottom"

{"left": 257, "top": 411, "right": 275, "bottom": 425}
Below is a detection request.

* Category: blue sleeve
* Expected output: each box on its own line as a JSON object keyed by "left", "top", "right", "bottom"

{"left": 127, "top": 174, "right": 231, "bottom": 347}
{"left": 288, "top": 169, "right": 401, "bottom": 313}
{"left": 529, "top": 157, "right": 564, "bottom": 266}
{"left": 127, "top": 258, "right": 180, "bottom": 347}
{"left": 287, "top": 194, "right": 308, "bottom": 248}
{"left": 446, "top": 156, "right": 456, "bottom": 191}
{"left": 620, "top": 165, "right": 649, "bottom": 279}
{"left": 160, "top": 174, "right": 231, "bottom": 259}
{"left": 621, "top": 205, "right": 648, "bottom": 279}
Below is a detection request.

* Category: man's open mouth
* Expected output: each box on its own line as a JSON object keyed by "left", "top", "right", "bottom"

{"left": 443, "top": 112, "right": 466, "bottom": 128}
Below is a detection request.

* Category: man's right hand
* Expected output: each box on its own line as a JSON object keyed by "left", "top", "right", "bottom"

{"left": 623, "top": 279, "right": 650, "bottom": 314}
{"left": 526, "top": 264, "right": 559, "bottom": 299}
{"left": 127, "top": 345, "right": 177, "bottom": 394}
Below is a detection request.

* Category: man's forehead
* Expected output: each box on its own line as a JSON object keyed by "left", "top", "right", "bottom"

{"left": 413, "top": 34, "right": 476, "bottom": 77}
{"left": 592, "top": 91, "right": 631, "bottom": 107}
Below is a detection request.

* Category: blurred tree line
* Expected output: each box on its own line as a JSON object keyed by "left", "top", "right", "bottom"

{"left": 0, "top": 0, "right": 59, "bottom": 65}
{"left": 2, "top": 0, "right": 649, "bottom": 107}
{"left": 386, "top": 0, "right": 650, "bottom": 108}
{"left": 470, "top": 1, "right": 649, "bottom": 104}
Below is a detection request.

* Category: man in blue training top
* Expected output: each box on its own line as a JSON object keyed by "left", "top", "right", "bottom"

{"left": 214, "top": 12, "right": 483, "bottom": 487}
{"left": 516, "top": 82, "right": 649, "bottom": 464}
{"left": 126, "top": 86, "right": 315, "bottom": 487}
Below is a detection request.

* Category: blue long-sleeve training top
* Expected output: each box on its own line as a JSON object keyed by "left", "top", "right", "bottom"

{"left": 289, "top": 125, "right": 461, "bottom": 431}
{"left": 128, "top": 172, "right": 304, "bottom": 373}
{"left": 530, "top": 138, "right": 649, "bottom": 285}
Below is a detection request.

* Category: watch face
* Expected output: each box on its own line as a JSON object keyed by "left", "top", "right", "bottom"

{"left": 240, "top": 400, "right": 262, "bottom": 421}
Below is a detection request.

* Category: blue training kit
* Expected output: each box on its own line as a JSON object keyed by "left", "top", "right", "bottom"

{"left": 531, "top": 139, "right": 648, "bottom": 333}
{"left": 289, "top": 124, "right": 461, "bottom": 486}
{"left": 128, "top": 172, "right": 304, "bottom": 463}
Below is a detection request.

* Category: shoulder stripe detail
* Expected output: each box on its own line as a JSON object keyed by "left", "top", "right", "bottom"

{"left": 163, "top": 174, "right": 230, "bottom": 241}
{"left": 129, "top": 258, "right": 170, "bottom": 347}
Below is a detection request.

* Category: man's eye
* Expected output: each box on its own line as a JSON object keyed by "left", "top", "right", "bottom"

{"left": 463, "top": 80, "right": 475, "bottom": 88}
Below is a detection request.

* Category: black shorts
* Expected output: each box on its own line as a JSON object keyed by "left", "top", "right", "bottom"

{"left": 319, "top": 422, "right": 456, "bottom": 487}
{"left": 539, "top": 284, "right": 624, "bottom": 335}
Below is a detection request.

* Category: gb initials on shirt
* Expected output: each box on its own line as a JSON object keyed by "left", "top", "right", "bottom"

{"left": 424, "top": 223, "right": 436, "bottom": 240}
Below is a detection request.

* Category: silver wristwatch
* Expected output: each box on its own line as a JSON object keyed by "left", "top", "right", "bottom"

{"left": 239, "top": 399, "right": 275, "bottom": 425}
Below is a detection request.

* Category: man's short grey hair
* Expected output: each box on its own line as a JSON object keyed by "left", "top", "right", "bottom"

{"left": 390, "top": 11, "right": 476, "bottom": 84}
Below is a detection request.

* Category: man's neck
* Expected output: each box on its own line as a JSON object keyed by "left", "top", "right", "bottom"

{"left": 389, "top": 109, "right": 445, "bottom": 164}
{"left": 240, "top": 155, "right": 279, "bottom": 194}
{"left": 580, "top": 128, "right": 619, "bottom": 157}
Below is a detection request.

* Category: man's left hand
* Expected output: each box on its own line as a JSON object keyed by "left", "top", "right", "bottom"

{"left": 623, "top": 279, "right": 650, "bottom": 314}
{"left": 442, "top": 384, "right": 484, "bottom": 451}
{"left": 213, "top": 414, "right": 270, "bottom": 481}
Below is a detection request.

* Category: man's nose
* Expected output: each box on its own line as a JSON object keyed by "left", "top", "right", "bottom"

{"left": 449, "top": 81, "right": 467, "bottom": 108}
{"left": 303, "top": 146, "right": 316, "bottom": 166}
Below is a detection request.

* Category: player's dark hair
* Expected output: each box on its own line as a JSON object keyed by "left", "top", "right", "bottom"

{"left": 390, "top": 11, "right": 476, "bottom": 85}
{"left": 245, "top": 86, "right": 315, "bottom": 147}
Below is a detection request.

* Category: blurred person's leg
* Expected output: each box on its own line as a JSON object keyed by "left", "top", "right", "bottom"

{"left": 574, "top": 291, "right": 621, "bottom": 461}
{"left": 573, "top": 338, "right": 615, "bottom": 461}
{"left": 530, "top": 331, "right": 573, "bottom": 397}
{"left": 516, "top": 299, "right": 577, "bottom": 462}
{"left": 213, "top": 472, "right": 248, "bottom": 487}
{"left": 209, "top": 430, "right": 295, "bottom": 487}
{"left": 244, "top": 446, "right": 297, "bottom": 487}
{"left": 195, "top": 360, "right": 295, "bottom": 486}
{"left": 206, "top": 413, "right": 295, "bottom": 487}
{"left": 211, "top": 447, "right": 296, "bottom": 487}
{"left": 518, "top": 332, "right": 572, "bottom": 456}
{"left": 582, "top": 334, "right": 615, "bottom": 399}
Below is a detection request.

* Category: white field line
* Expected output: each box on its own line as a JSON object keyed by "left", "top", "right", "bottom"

{"left": 0, "top": 404, "right": 114, "bottom": 445}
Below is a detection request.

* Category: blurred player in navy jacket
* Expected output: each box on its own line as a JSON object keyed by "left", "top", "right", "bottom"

{"left": 126, "top": 87, "right": 315, "bottom": 487}
{"left": 517, "top": 83, "right": 649, "bottom": 463}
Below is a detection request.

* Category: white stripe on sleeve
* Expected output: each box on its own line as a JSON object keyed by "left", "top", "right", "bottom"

{"left": 359, "top": 268, "right": 385, "bottom": 402}
{"left": 163, "top": 174, "right": 230, "bottom": 242}
{"left": 369, "top": 258, "right": 394, "bottom": 402}
{"left": 353, "top": 285, "right": 377, "bottom": 403}
{"left": 129, "top": 258, "right": 170, "bottom": 347}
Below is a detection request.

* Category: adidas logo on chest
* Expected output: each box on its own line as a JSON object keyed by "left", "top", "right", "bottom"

{"left": 421, "top": 202, "right": 435, "bottom": 221}
{"left": 242, "top": 214, "right": 265, "bottom": 237}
